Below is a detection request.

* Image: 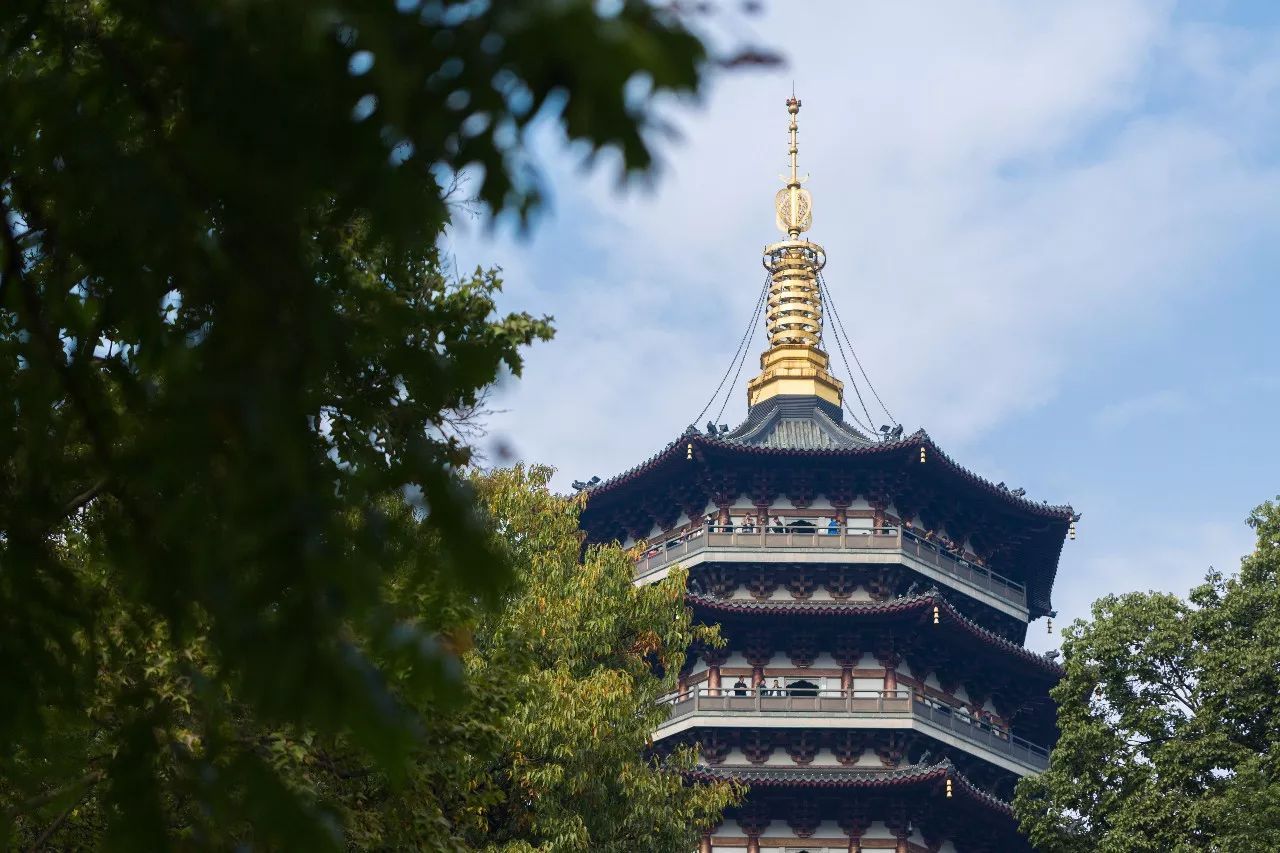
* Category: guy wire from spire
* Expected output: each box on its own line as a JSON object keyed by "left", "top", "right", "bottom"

{"left": 817, "top": 282, "right": 879, "bottom": 436}
{"left": 715, "top": 269, "right": 773, "bottom": 427}
{"left": 819, "top": 271, "right": 898, "bottom": 426}
{"left": 817, "top": 282, "right": 880, "bottom": 435}
{"left": 693, "top": 269, "right": 772, "bottom": 428}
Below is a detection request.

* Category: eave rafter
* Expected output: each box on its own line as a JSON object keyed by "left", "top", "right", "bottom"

{"left": 582, "top": 430, "right": 1074, "bottom": 617}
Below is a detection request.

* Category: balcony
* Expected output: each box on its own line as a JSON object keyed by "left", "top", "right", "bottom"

{"left": 657, "top": 688, "right": 1049, "bottom": 775}
{"left": 635, "top": 526, "right": 1028, "bottom": 615}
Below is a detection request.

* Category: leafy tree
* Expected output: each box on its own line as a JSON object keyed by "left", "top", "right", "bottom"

{"left": 4, "top": 465, "right": 739, "bottom": 850}
{"left": 0, "top": 1, "right": 725, "bottom": 845}
{"left": 1015, "top": 498, "right": 1280, "bottom": 852}
{"left": 454, "top": 466, "right": 738, "bottom": 852}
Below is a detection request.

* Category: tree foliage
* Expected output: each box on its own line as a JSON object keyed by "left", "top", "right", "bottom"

{"left": 0, "top": 0, "right": 716, "bottom": 847}
{"left": 1015, "top": 498, "right": 1280, "bottom": 852}
{"left": 4, "top": 465, "right": 739, "bottom": 850}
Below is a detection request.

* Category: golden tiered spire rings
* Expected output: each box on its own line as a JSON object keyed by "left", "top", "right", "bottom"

{"left": 746, "top": 95, "right": 844, "bottom": 409}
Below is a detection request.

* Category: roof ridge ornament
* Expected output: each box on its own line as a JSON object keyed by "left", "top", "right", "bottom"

{"left": 775, "top": 95, "right": 813, "bottom": 237}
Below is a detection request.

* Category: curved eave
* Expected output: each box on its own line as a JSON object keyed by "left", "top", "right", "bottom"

{"left": 586, "top": 428, "right": 1074, "bottom": 519}
{"left": 686, "top": 759, "right": 1012, "bottom": 817}
{"left": 581, "top": 428, "right": 1075, "bottom": 617}
{"left": 687, "top": 592, "right": 1064, "bottom": 678}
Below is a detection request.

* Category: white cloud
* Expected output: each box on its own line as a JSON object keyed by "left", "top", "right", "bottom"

{"left": 1092, "top": 388, "right": 1190, "bottom": 431}
{"left": 443, "top": 1, "right": 1280, "bottom": 496}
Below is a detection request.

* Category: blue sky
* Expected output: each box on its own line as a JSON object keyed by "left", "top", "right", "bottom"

{"left": 442, "top": 1, "right": 1280, "bottom": 652}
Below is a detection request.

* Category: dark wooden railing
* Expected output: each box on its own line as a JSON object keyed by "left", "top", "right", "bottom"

{"left": 663, "top": 687, "right": 1049, "bottom": 771}
{"left": 635, "top": 525, "right": 1027, "bottom": 608}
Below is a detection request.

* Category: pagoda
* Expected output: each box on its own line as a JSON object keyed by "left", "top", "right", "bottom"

{"left": 578, "top": 97, "right": 1075, "bottom": 853}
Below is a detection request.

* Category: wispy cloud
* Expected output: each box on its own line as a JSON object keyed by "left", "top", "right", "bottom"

{"left": 439, "top": 3, "right": 1280, "bottom": 645}
{"left": 1092, "top": 389, "right": 1190, "bottom": 431}
{"left": 444, "top": 1, "right": 1280, "bottom": 489}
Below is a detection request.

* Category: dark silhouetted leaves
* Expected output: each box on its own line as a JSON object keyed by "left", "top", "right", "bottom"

{"left": 0, "top": 1, "right": 710, "bottom": 847}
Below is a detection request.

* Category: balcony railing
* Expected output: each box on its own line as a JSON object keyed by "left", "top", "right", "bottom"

{"left": 636, "top": 525, "right": 1027, "bottom": 608}
{"left": 663, "top": 687, "right": 1049, "bottom": 772}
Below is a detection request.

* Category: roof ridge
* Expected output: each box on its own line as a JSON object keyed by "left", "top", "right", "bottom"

{"left": 811, "top": 402, "right": 873, "bottom": 443}
{"left": 685, "top": 591, "right": 1064, "bottom": 676}
{"left": 683, "top": 760, "right": 1013, "bottom": 815}
{"left": 588, "top": 429, "right": 1073, "bottom": 518}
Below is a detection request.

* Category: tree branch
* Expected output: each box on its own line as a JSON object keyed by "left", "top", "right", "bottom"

{"left": 63, "top": 477, "right": 109, "bottom": 516}
{"left": 0, "top": 187, "right": 21, "bottom": 310}
{"left": 6, "top": 769, "right": 104, "bottom": 821}
{"left": 25, "top": 780, "right": 95, "bottom": 853}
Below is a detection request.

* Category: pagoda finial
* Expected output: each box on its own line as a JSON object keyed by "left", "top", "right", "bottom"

{"left": 775, "top": 95, "right": 812, "bottom": 238}
{"left": 747, "top": 95, "right": 844, "bottom": 411}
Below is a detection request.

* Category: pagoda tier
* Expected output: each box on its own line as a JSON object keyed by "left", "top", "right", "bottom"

{"left": 664, "top": 723, "right": 1029, "bottom": 804}
{"left": 688, "top": 761, "right": 1033, "bottom": 853}
{"left": 576, "top": 97, "right": 1074, "bottom": 852}
{"left": 686, "top": 550, "right": 1029, "bottom": 644}
{"left": 681, "top": 592, "right": 1061, "bottom": 743}
{"left": 580, "top": 420, "right": 1074, "bottom": 619}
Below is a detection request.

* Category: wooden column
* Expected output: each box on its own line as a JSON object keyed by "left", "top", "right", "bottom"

{"left": 744, "top": 630, "right": 771, "bottom": 691}
{"left": 703, "top": 647, "right": 729, "bottom": 697}
{"left": 840, "top": 812, "right": 869, "bottom": 853}
{"left": 883, "top": 654, "right": 899, "bottom": 695}
{"left": 886, "top": 811, "right": 911, "bottom": 853}
{"left": 834, "top": 634, "right": 860, "bottom": 696}
{"left": 740, "top": 807, "right": 768, "bottom": 853}
{"left": 699, "top": 834, "right": 712, "bottom": 853}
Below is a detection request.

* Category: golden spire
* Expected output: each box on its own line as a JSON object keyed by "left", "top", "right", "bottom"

{"left": 746, "top": 96, "right": 844, "bottom": 409}
{"left": 775, "top": 95, "right": 812, "bottom": 238}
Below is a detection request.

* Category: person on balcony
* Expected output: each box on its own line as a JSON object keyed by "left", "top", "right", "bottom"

{"left": 769, "top": 515, "right": 784, "bottom": 533}
{"left": 732, "top": 677, "right": 749, "bottom": 697}
{"left": 770, "top": 678, "right": 784, "bottom": 697}
{"left": 978, "top": 708, "right": 994, "bottom": 732}
{"left": 826, "top": 517, "right": 839, "bottom": 535}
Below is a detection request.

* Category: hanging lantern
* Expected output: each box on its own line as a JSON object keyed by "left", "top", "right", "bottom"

{"left": 932, "top": 605, "right": 940, "bottom": 625}
{"left": 686, "top": 442, "right": 693, "bottom": 460}
{"left": 1047, "top": 618, "right": 1053, "bottom": 635}
{"left": 919, "top": 446, "right": 927, "bottom": 463}
{"left": 945, "top": 778, "right": 953, "bottom": 798}
{"left": 1069, "top": 522, "right": 1077, "bottom": 540}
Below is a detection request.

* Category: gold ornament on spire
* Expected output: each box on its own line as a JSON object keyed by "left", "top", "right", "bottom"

{"left": 775, "top": 95, "right": 813, "bottom": 237}
{"left": 746, "top": 95, "right": 845, "bottom": 410}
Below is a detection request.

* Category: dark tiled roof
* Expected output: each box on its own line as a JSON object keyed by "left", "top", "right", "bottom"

{"left": 719, "top": 395, "right": 873, "bottom": 449}
{"left": 587, "top": 424, "right": 1073, "bottom": 521}
{"left": 686, "top": 758, "right": 1013, "bottom": 816}
{"left": 582, "top": 407, "right": 1075, "bottom": 616}
{"left": 686, "top": 592, "right": 1064, "bottom": 676}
